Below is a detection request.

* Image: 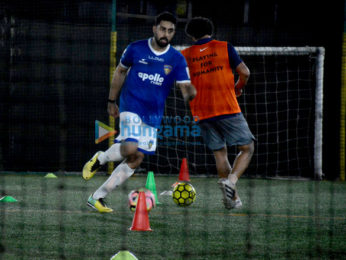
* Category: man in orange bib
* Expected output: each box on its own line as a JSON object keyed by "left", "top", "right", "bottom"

{"left": 182, "top": 17, "right": 255, "bottom": 209}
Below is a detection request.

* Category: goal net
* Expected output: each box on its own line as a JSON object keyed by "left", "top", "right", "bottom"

{"left": 141, "top": 46, "right": 325, "bottom": 179}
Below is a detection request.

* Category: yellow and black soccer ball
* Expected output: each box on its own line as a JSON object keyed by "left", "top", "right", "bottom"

{"left": 172, "top": 182, "right": 196, "bottom": 206}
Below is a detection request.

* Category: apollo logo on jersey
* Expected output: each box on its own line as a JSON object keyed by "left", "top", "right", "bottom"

{"left": 138, "top": 72, "right": 164, "bottom": 86}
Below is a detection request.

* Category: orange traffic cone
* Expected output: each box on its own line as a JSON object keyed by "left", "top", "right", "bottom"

{"left": 178, "top": 158, "right": 190, "bottom": 182}
{"left": 129, "top": 191, "right": 152, "bottom": 231}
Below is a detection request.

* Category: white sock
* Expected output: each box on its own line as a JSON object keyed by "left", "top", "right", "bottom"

{"left": 93, "top": 162, "right": 134, "bottom": 199}
{"left": 98, "top": 143, "right": 124, "bottom": 165}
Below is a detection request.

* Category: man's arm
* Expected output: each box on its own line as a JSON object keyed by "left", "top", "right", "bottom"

{"left": 108, "top": 64, "right": 128, "bottom": 118}
{"left": 177, "top": 82, "right": 197, "bottom": 103}
{"left": 235, "top": 62, "right": 250, "bottom": 97}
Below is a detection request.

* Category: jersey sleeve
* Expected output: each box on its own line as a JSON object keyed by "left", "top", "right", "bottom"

{"left": 175, "top": 53, "right": 191, "bottom": 83}
{"left": 228, "top": 43, "right": 242, "bottom": 70}
{"left": 119, "top": 43, "right": 134, "bottom": 68}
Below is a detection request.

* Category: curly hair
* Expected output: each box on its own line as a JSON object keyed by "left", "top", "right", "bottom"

{"left": 185, "top": 17, "right": 214, "bottom": 39}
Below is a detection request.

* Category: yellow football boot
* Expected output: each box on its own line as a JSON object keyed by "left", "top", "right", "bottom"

{"left": 87, "top": 194, "right": 113, "bottom": 213}
{"left": 83, "top": 152, "right": 102, "bottom": 180}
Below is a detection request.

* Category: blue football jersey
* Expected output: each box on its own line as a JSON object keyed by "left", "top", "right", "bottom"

{"left": 119, "top": 38, "right": 191, "bottom": 128}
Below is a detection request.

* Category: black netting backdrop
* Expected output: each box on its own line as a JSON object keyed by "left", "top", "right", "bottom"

{"left": 1, "top": 1, "right": 316, "bottom": 178}
{"left": 1, "top": 1, "right": 111, "bottom": 172}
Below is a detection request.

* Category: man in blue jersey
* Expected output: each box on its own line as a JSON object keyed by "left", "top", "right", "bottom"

{"left": 82, "top": 12, "right": 196, "bottom": 213}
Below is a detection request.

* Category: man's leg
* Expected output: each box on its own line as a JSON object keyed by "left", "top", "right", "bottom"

{"left": 83, "top": 143, "right": 125, "bottom": 180}
{"left": 98, "top": 143, "right": 125, "bottom": 164}
{"left": 230, "top": 141, "right": 254, "bottom": 183}
{"left": 215, "top": 142, "right": 254, "bottom": 209}
{"left": 213, "top": 146, "right": 236, "bottom": 209}
{"left": 88, "top": 142, "right": 144, "bottom": 213}
{"left": 213, "top": 146, "right": 232, "bottom": 179}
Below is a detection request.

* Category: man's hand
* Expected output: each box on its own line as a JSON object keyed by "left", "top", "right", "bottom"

{"left": 107, "top": 102, "right": 119, "bottom": 118}
{"left": 235, "top": 87, "right": 243, "bottom": 97}
{"left": 235, "top": 62, "right": 250, "bottom": 98}
{"left": 178, "top": 83, "right": 197, "bottom": 103}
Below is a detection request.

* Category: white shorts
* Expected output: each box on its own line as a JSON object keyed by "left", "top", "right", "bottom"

{"left": 115, "top": 112, "right": 157, "bottom": 154}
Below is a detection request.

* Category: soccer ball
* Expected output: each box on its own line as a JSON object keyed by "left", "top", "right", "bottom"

{"left": 128, "top": 188, "right": 156, "bottom": 212}
{"left": 172, "top": 182, "right": 196, "bottom": 206}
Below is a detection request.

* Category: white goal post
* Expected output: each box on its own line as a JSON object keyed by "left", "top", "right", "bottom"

{"left": 233, "top": 46, "right": 325, "bottom": 180}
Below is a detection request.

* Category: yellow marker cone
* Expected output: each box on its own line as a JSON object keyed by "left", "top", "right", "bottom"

{"left": 110, "top": 250, "right": 138, "bottom": 260}
{"left": 44, "top": 173, "right": 57, "bottom": 178}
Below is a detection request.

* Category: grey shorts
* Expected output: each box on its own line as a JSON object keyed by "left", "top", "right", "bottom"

{"left": 199, "top": 113, "right": 255, "bottom": 151}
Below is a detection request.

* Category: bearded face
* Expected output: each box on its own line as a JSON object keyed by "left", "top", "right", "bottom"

{"left": 154, "top": 35, "right": 169, "bottom": 48}
{"left": 153, "top": 21, "right": 176, "bottom": 48}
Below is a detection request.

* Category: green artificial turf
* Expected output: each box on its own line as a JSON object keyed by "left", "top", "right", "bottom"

{"left": 0, "top": 174, "right": 345, "bottom": 259}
